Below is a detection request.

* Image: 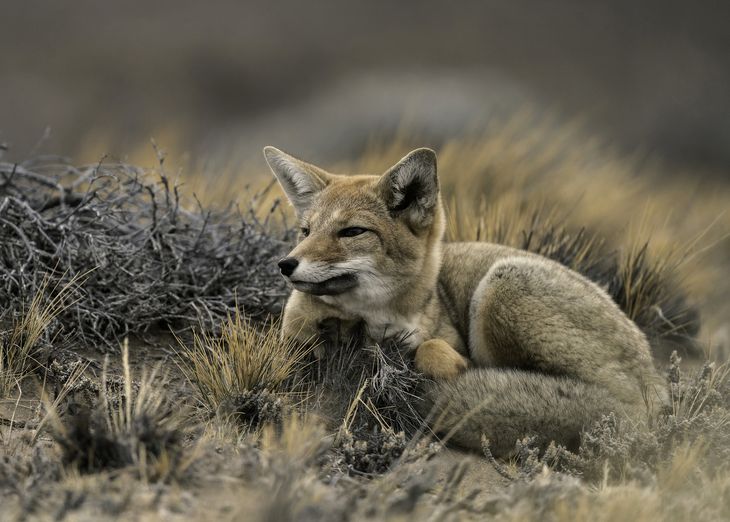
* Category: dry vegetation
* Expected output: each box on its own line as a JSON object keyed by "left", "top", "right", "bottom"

{"left": 177, "top": 312, "right": 310, "bottom": 429}
{"left": 0, "top": 277, "right": 72, "bottom": 398}
{"left": 1, "top": 116, "right": 729, "bottom": 520}
{"left": 0, "top": 155, "right": 289, "bottom": 348}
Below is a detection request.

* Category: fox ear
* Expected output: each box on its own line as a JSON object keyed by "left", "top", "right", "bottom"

{"left": 263, "top": 146, "right": 331, "bottom": 217}
{"left": 378, "top": 148, "right": 439, "bottom": 228}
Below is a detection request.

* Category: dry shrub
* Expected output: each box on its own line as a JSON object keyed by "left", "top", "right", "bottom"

{"left": 0, "top": 157, "right": 290, "bottom": 348}
{"left": 177, "top": 311, "right": 310, "bottom": 430}
{"left": 336, "top": 428, "right": 408, "bottom": 477}
{"left": 481, "top": 448, "right": 730, "bottom": 522}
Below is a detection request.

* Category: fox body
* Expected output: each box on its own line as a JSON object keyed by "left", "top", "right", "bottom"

{"left": 264, "top": 146, "right": 667, "bottom": 455}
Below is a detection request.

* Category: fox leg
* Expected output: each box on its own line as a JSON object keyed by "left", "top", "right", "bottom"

{"left": 414, "top": 339, "right": 469, "bottom": 380}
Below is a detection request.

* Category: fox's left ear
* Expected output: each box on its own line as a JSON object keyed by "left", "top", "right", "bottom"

{"left": 263, "top": 146, "right": 332, "bottom": 217}
{"left": 377, "top": 148, "right": 439, "bottom": 229}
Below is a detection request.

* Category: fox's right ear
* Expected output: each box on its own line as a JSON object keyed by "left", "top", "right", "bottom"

{"left": 263, "top": 146, "right": 331, "bottom": 217}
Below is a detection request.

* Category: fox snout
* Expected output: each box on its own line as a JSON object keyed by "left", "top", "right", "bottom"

{"left": 278, "top": 257, "right": 299, "bottom": 277}
{"left": 275, "top": 255, "right": 360, "bottom": 296}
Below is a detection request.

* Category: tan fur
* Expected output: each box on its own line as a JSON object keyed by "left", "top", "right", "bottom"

{"left": 413, "top": 339, "right": 470, "bottom": 380}
{"left": 264, "top": 146, "right": 668, "bottom": 456}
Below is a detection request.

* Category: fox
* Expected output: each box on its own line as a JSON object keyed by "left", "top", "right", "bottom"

{"left": 263, "top": 145, "right": 668, "bottom": 456}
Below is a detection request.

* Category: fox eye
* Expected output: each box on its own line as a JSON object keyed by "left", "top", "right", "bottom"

{"left": 300, "top": 227, "right": 310, "bottom": 237}
{"left": 338, "top": 226, "right": 368, "bottom": 238}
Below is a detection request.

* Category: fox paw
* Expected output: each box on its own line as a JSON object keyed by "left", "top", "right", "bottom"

{"left": 414, "top": 339, "right": 469, "bottom": 380}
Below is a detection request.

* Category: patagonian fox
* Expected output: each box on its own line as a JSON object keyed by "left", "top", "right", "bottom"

{"left": 264, "top": 146, "right": 667, "bottom": 456}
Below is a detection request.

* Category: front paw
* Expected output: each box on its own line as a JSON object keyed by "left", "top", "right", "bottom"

{"left": 414, "top": 339, "right": 469, "bottom": 380}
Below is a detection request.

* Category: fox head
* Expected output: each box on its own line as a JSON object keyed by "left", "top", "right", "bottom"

{"left": 264, "top": 146, "right": 445, "bottom": 308}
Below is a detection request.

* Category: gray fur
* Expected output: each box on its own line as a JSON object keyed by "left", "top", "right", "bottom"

{"left": 418, "top": 369, "right": 632, "bottom": 456}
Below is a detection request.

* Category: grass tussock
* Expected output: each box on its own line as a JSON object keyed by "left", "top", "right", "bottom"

{"left": 0, "top": 275, "right": 78, "bottom": 399}
{"left": 177, "top": 311, "right": 311, "bottom": 429}
{"left": 259, "top": 413, "right": 331, "bottom": 468}
{"left": 49, "top": 340, "right": 193, "bottom": 481}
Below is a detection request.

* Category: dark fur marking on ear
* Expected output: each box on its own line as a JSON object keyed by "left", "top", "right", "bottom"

{"left": 391, "top": 179, "right": 422, "bottom": 213}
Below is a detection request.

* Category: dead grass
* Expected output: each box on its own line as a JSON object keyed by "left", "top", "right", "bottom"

{"left": 0, "top": 274, "right": 78, "bottom": 399}
{"left": 47, "top": 339, "right": 194, "bottom": 482}
{"left": 176, "top": 310, "right": 311, "bottom": 427}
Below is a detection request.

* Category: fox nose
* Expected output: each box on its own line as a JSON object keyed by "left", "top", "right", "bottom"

{"left": 278, "top": 257, "right": 299, "bottom": 277}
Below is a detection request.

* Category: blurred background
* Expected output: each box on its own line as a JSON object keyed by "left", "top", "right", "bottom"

{"left": 1, "top": 0, "right": 729, "bottom": 347}
{"left": 1, "top": 0, "right": 729, "bottom": 174}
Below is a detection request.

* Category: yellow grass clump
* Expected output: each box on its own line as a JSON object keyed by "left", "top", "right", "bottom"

{"left": 177, "top": 310, "right": 312, "bottom": 415}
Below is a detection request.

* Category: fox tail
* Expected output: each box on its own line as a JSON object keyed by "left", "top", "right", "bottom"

{"left": 418, "top": 368, "right": 639, "bottom": 457}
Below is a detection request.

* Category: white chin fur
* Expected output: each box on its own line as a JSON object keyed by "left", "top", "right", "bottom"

{"left": 318, "top": 259, "right": 396, "bottom": 309}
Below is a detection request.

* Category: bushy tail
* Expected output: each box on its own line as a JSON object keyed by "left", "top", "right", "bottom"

{"left": 417, "top": 368, "right": 637, "bottom": 457}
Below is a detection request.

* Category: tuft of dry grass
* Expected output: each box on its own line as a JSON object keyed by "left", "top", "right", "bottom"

{"left": 0, "top": 275, "right": 78, "bottom": 399}
{"left": 259, "top": 413, "right": 330, "bottom": 467}
{"left": 48, "top": 339, "right": 194, "bottom": 482}
{"left": 177, "top": 310, "right": 311, "bottom": 426}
